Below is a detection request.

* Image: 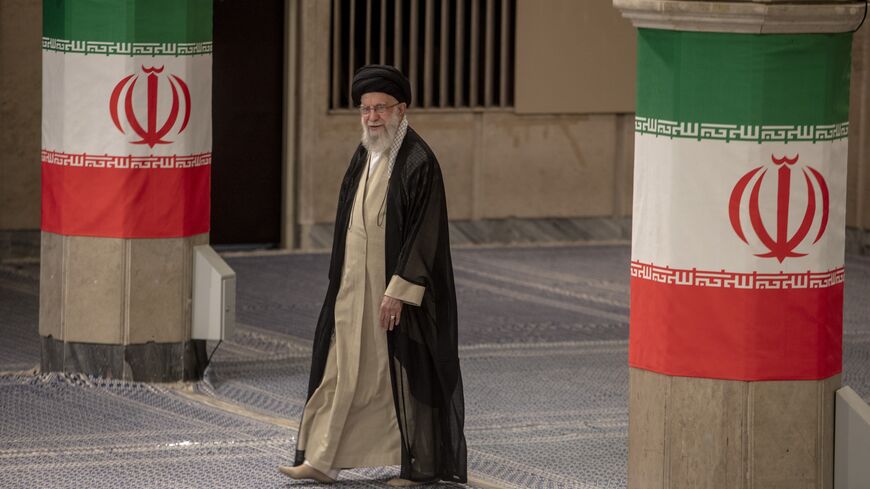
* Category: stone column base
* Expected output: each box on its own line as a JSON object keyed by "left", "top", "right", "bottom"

{"left": 629, "top": 367, "right": 839, "bottom": 489}
{"left": 40, "top": 337, "right": 208, "bottom": 382}
{"left": 39, "top": 232, "right": 210, "bottom": 382}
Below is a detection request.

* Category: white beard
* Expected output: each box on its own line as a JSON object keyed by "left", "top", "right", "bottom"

{"left": 361, "top": 114, "right": 400, "bottom": 154}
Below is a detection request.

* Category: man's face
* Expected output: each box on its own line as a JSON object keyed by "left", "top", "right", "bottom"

{"left": 360, "top": 92, "right": 405, "bottom": 153}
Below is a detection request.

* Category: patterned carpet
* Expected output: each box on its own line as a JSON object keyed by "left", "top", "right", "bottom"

{"left": 2, "top": 245, "right": 870, "bottom": 488}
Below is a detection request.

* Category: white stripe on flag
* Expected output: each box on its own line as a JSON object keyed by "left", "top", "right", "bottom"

{"left": 42, "top": 50, "right": 212, "bottom": 156}
{"left": 631, "top": 134, "right": 847, "bottom": 274}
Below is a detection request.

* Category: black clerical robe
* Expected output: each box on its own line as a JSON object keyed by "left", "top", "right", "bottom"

{"left": 295, "top": 127, "right": 467, "bottom": 484}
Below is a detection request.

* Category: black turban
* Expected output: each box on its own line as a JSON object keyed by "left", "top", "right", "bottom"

{"left": 351, "top": 64, "right": 412, "bottom": 107}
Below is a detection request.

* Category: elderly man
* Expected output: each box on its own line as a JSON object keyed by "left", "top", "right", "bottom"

{"left": 278, "top": 65, "right": 466, "bottom": 486}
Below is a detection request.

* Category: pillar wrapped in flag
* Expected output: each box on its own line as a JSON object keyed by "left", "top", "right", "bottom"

{"left": 629, "top": 30, "right": 851, "bottom": 381}
{"left": 41, "top": 0, "right": 212, "bottom": 238}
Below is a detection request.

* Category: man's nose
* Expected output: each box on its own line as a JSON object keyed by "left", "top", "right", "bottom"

{"left": 366, "top": 111, "right": 381, "bottom": 122}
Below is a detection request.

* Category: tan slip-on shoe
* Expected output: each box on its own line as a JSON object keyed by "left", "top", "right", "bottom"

{"left": 277, "top": 464, "right": 336, "bottom": 483}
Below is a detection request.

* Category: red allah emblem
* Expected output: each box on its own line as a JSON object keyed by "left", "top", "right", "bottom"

{"left": 109, "top": 65, "right": 192, "bottom": 148}
{"left": 728, "top": 154, "right": 830, "bottom": 263}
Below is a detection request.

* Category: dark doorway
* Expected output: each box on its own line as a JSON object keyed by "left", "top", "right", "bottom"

{"left": 211, "top": 0, "right": 284, "bottom": 246}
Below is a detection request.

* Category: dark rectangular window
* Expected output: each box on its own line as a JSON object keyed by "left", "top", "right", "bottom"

{"left": 330, "top": 0, "right": 515, "bottom": 110}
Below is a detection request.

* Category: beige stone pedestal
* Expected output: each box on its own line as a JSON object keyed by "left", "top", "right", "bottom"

{"left": 630, "top": 368, "right": 840, "bottom": 489}
{"left": 612, "top": 1, "right": 866, "bottom": 488}
{"left": 39, "top": 232, "right": 209, "bottom": 382}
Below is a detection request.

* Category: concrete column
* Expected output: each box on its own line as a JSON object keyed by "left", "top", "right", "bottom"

{"left": 39, "top": 233, "right": 209, "bottom": 381}
{"left": 39, "top": 0, "right": 213, "bottom": 382}
{"left": 612, "top": 1, "right": 866, "bottom": 488}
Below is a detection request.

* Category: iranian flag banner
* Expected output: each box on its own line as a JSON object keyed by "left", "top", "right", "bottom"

{"left": 629, "top": 30, "right": 852, "bottom": 381}
{"left": 41, "top": 0, "right": 212, "bottom": 238}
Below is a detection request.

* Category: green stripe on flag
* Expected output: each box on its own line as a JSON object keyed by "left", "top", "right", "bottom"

{"left": 637, "top": 29, "right": 852, "bottom": 126}
{"left": 43, "top": 0, "right": 212, "bottom": 44}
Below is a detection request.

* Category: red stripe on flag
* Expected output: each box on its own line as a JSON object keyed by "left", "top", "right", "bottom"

{"left": 41, "top": 162, "right": 210, "bottom": 238}
{"left": 629, "top": 277, "right": 842, "bottom": 380}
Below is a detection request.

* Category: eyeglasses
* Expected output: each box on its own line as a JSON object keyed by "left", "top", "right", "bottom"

{"left": 359, "top": 102, "right": 401, "bottom": 115}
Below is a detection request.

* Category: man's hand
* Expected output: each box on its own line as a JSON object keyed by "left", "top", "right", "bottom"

{"left": 380, "top": 296, "right": 403, "bottom": 331}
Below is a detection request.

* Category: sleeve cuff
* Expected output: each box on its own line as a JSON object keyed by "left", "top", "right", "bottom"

{"left": 385, "top": 275, "right": 425, "bottom": 306}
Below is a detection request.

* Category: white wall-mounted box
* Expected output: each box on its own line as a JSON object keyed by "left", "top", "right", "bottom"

{"left": 192, "top": 245, "right": 236, "bottom": 341}
{"left": 835, "top": 386, "right": 870, "bottom": 489}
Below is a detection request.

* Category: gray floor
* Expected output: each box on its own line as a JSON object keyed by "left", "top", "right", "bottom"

{"left": 2, "top": 244, "right": 869, "bottom": 488}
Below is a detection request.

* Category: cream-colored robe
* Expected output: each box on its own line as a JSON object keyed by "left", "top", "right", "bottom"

{"left": 297, "top": 152, "right": 424, "bottom": 474}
